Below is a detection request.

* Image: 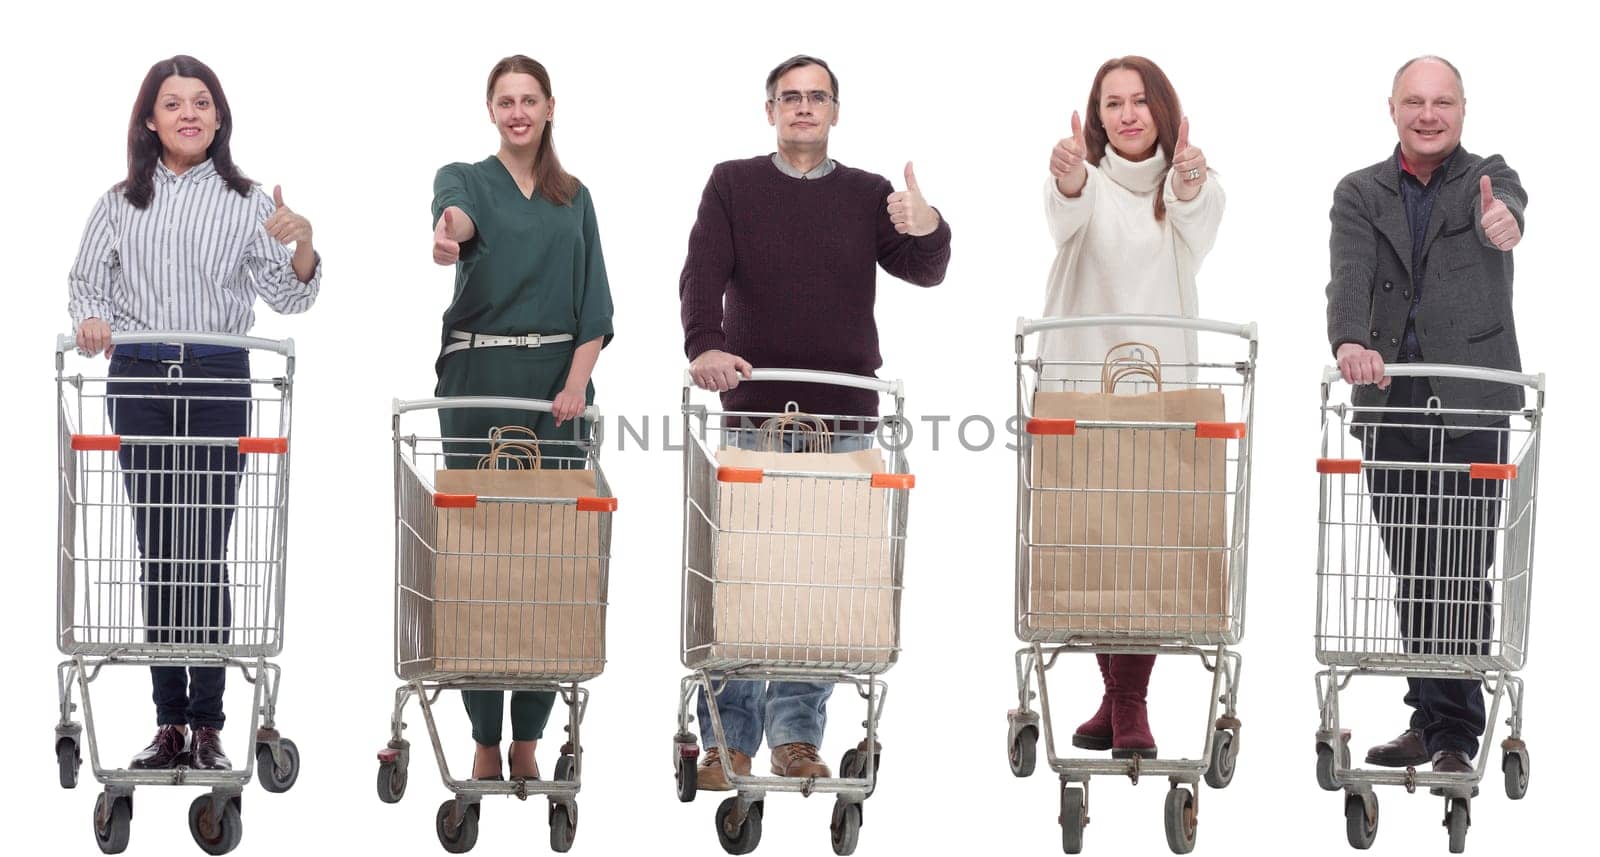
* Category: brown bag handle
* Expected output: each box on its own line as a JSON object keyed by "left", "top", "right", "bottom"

{"left": 476, "top": 425, "right": 543, "bottom": 471}
{"left": 756, "top": 403, "right": 833, "bottom": 453}
{"left": 1101, "top": 341, "right": 1163, "bottom": 393}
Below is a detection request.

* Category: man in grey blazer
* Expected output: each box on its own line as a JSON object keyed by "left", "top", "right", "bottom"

{"left": 1326, "top": 55, "right": 1528, "bottom": 777}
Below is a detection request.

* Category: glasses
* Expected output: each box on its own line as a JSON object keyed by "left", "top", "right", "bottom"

{"left": 770, "top": 90, "right": 837, "bottom": 108}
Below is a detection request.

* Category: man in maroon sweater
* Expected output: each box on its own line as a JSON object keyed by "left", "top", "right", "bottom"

{"left": 680, "top": 54, "right": 952, "bottom": 790}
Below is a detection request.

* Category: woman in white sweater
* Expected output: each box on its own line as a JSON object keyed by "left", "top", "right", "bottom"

{"left": 1040, "top": 56, "right": 1224, "bottom": 389}
{"left": 1039, "top": 56, "right": 1225, "bottom": 759}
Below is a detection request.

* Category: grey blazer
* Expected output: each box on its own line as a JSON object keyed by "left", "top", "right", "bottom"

{"left": 1325, "top": 146, "right": 1528, "bottom": 428}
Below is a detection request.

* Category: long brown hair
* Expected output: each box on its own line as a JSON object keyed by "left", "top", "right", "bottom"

{"left": 1083, "top": 56, "right": 1183, "bottom": 222}
{"left": 120, "top": 56, "right": 253, "bottom": 209}
{"left": 486, "top": 55, "right": 579, "bottom": 206}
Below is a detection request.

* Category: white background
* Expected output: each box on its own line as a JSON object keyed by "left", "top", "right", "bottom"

{"left": 1, "top": 0, "right": 1591, "bottom": 854}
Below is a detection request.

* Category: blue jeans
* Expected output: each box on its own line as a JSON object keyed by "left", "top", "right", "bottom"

{"left": 696, "top": 428, "right": 874, "bottom": 755}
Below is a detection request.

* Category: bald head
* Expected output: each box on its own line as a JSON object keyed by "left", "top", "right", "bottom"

{"left": 1393, "top": 56, "right": 1465, "bottom": 99}
{"left": 1389, "top": 56, "right": 1466, "bottom": 173}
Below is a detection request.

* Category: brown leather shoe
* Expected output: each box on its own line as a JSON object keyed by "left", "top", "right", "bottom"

{"left": 129, "top": 725, "right": 189, "bottom": 770}
{"left": 697, "top": 746, "right": 751, "bottom": 791}
{"left": 190, "top": 727, "right": 231, "bottom": 771}
{"left": 770, "top": 742, "right": 830, "bottom": 778}
{"left": 1364, "top": 728, "right": 1428, "bottom": 768}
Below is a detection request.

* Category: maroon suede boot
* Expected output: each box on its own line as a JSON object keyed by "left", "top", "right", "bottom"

{"left": 1071, "top": 654, "right": 1114, "bottom": 751}
{"left": 1110, "top": 654, "right": 1158, "bottom": 759}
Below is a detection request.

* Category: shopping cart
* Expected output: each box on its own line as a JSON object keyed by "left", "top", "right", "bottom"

{"left": 1312, "top": 364, "right": 1542, "bottom": 852}
{"left": 1005, "top": 315, "right": 1257, "bottom": 854}
{"left": 54, "top": 332, "right": 300, "bottom": 856}
{"left": 671, "top": 369, "right": 914, "bottom": 856}
{"left": 376, "top": 396, "right": 615, "bottom": 853}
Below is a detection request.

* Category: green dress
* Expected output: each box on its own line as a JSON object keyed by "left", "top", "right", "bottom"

{"left": 432, "top": 156, "right": 614, "bottom": 746}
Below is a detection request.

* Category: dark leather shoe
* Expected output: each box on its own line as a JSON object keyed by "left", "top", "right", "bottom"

{"left": 130, "top": 725, "right": 189, "bottom": 769}
{"left": 1364, "top": 728, "right": 1428, "bottom": 767}
{"left": 1430, "top": 750, "right": 1480, "bottom": 796}
{"left": 190, "top": 727, "right": 231, "bottom": 771}
{"left": 1432, "top": 750, "right": 1473, "bottom": 774}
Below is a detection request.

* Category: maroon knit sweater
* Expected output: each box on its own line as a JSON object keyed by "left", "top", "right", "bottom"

{"left": 679, "top": 155, "right": 952, "bottom": 420}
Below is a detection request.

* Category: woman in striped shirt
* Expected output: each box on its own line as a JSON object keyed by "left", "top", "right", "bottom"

{"left": 67, "top": 55, "right": 321, "bottom": 774}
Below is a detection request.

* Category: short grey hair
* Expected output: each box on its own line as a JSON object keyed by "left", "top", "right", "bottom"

{"left": 1392, "top": 55, "right": 1465, "bottom": 98}
{"left": 765, "top": 54, "right": 838, "bottom": 100}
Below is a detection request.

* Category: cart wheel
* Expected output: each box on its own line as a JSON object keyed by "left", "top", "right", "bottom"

{"left": 1315, "top": 744, "right": 1340, "bottom": 791}
{"left": 435, "top": 801, "right": 479, "bottom": 854}
{"left": 840, "top": 748, "right": 881, "bottom": 797}
{"left": 256, "top": 738, "right": 300, "bottom": 794}
{"left": 676, "top": 754, "right": 699, "bottom": 803}
{"left": 1163, "top": 787, "right": 1197, "bottom": 855}
{"left": 830, "top": 800, "right": 861, "bottom": 856}
{"left": 714, "top": 797, "right": 763, "bottom": 855}
{"left": 549, "top": 801, "right": 577, "bottom": 853}
{"left": 376, "top": 760, "right": 408, "bottom": 804}
{"left": 554, "top": 754, "right": 577, "bottom": 783}
{"left": 92, "top": 793, "right": 132, "bottom": 855}
{"left": 188, "top": 795, "right": 243, "bottom": 856}
{"left": 1445, "top": 798, "right": 1470, "bottom": 854}
{"left": 59, "top": 737, "right": 81, "bottom": 789}
{"left": 1502, "top": 750, "right": 1529, "bottom": 800}
{"left": 1010, "top": 726, "right": 1039, "bottom": 778}
{"left": 1345, "top": 793, "right": 1379, "bottom": 849}
{"left": 1060, "top": 785, "right": 1087, "bottom": 854}
{"left": 1204, "top": 730, "right": 1236, "bottom": 789}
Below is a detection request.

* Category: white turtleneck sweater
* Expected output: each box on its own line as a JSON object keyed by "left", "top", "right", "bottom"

{"left": 1037, "top": 148, "right": 1224, "bottom": 389}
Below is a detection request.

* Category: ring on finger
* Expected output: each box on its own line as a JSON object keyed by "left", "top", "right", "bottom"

{"left": 1186, "top": 168, "right": 1201, "bottom": 181}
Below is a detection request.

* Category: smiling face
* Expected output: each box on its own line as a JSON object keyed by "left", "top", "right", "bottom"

{"left": 487, "top": 72, "right": 553, "bottom": 152}
{"left": 1389, "top": 59, "right": 1464, "bottom": 166}
{"left": 1097, "top": 68, "right": 1159, "bottom": 161}
{"left": 765, "top": 63, "right": 838, "bottom": 150}
{"left": 144, "top": 75, "right": 218, "bottom": 170}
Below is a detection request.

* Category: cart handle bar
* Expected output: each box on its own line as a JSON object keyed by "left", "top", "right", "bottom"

{"left": 56, "top": 331, "right": 294, "bottom": 357}
{"left": 1025, "top": 419, "right": 1246, "bottom": 439}
{"left": 682, "top": 368, "right": 904, "bottom": 397}
{"left": 434, "top": 494, "right": 617, "bottom": 511}
{"left": 717, "top": 466, "right": 914, "bottom": 489}
{"left": 394, "top": 396, "right": 600, "bottom": 421}
{"left": 1017, "top": 315, "right": 1256, "bottom": 341}
{"left": 1321, "top": 362, "right": 1544, "bottom": 392}
{"left": 71, "top": 434, "right": 288, "bottom": 454}
{"left": 1316, "top": 457, "right": 1519, "bottom": 480}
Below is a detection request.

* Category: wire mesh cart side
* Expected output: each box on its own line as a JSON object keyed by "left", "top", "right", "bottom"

{"left": 377, "top": 395, "right": 614, "bottom": 853}
{"left": 671, "top": 369, "right": 913, "bottom": 856}
{"left": 54, "top": 331, "right": 301, "bottom": 856}
{"left": 1005, "top": 314, "right": 1258, "bottom": 855}
{"left": 1311, "top": 363, "right": 1543, "bottom": 852}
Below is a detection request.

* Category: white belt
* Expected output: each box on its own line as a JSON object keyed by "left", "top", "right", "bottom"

{"left": 442, "top": 329, "right": 575, "bottom": 356}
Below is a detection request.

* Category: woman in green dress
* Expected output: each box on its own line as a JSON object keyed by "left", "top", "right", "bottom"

{"left": 430, "top": 54, "right": 614, "bottom": 781}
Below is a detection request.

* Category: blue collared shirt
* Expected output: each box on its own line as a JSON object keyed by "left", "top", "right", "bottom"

{"left": 1395, "top": 146, "right": 1457, "bottom": 361}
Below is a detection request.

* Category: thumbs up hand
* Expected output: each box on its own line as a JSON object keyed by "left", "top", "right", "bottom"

{"left": 1171, "top": 117, "right": 1208, "bottom": 201}
{"left": 433, "top": 208, "right": 462, "bottom": 266}
{"left": 1050, "top": 110, "right": 1089, "bottom": 196}
{"left": 263, "top": 184, "right": 313, "bottom": 246}
{"left": 886, "top": 161, "right": 939, "bottom": 236}
{"left": 1479, "top": 176, "right": 1521, "bottom": 251}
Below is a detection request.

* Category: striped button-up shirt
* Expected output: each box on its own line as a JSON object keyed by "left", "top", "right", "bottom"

{"left": 67, "top": 159, "right": 322, "bottom": 332}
